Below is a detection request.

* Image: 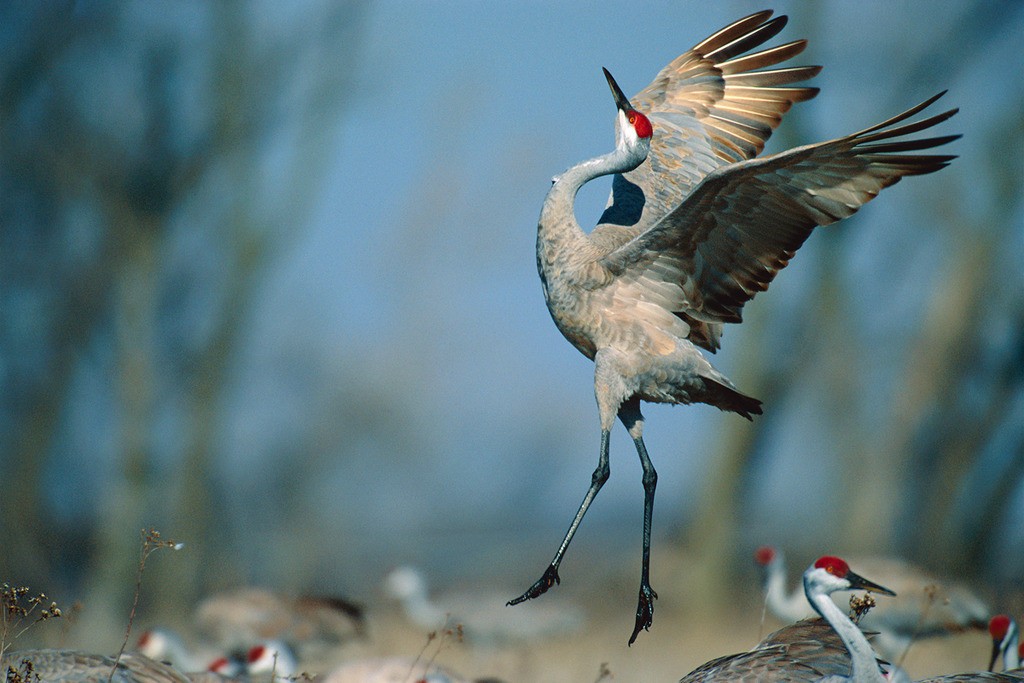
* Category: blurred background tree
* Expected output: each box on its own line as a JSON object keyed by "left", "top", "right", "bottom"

{"left": 0, "top": 0, "right": 369, "bottom": 641}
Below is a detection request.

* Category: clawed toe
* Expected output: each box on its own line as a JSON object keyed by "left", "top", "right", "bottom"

{"left": 508, "top": 564, "right": 561, "bottom": 606}
{"left": 628, "top": 584, "right": 658, "bottom": 645}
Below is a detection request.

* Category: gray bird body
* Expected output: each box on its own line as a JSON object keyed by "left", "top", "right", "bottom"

{"left": 680, "top": 618, "right": 861, "bottom": 682}
{"left": 0, "top": 650, "right": 196, "bottom": 683}
{"left": 536, "top": 27, "right": 958, "bottom": 422}
{"left": 513, "top": 9, "right": 958, "bottom": 644}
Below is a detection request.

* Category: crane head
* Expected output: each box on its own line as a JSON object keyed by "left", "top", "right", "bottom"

{"left": 208, "top": 657, "right": 242, "bottom": 676}
{"left": 988, "top": 614, "right": 1018, "bottom": 671}
{"left": 603, "top": 67, "right": 653, "bottom": 141}
{"left": 807, "top": 556, "right": 896, "bottom": 597}
{"left": 753, "top": 545, "right": 777, "bottom": 567}
{"left": 990, "top": 614, "right": 1012, "bottom": 641}
{"left": 247, "top": 641, "right": 297, "bottom": 676}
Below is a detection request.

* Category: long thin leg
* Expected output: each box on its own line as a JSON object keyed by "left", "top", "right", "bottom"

{"left": 619, "top": 397, "right": 658, "bottom": 645}
{"left": 507, "top": 429, "right": 610, "bottom": 606}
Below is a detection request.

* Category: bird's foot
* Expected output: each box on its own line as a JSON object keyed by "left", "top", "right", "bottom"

{"left": 628, "top": 582, "right": 658, "bottom": 645}
{"left": 507, "top": 564, "right": 560, "bottom": 606}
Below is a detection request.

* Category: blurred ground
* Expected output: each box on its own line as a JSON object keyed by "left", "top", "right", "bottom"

{"left": 10, "top": 541, "right": 995, "bottom": 682}
{"left": 343, "top": 544, "right": 994, "bottom": 682}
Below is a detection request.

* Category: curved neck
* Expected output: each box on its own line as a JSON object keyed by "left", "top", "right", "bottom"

{"left": 765, "top": 556, "right": 812, "bottom": 622}
{"left": 537, "top": 144, "right": 648, "bottom": 268}
{"left": 805, "top": 582, "right": 885, "bottom": 683}
{"left": 1006, "top": 623, "right": 1020, "bottom": 669}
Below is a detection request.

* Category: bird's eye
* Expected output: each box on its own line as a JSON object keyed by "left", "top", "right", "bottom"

{"left": 628, "top": 113, "right": 637, "bottom": 125}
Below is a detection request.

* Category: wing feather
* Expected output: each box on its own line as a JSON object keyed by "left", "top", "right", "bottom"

{"left": 593, "top": 10, "right": 820, "bottom": 257}
{"left": 600, "top": 95, "right": 960, "bottom": 330}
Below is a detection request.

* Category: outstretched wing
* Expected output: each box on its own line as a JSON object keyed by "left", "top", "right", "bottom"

{"left": 600, "top": 93, "right": 959, "bottom": 332}
{"left": 593, "top": 10, "right": 821, "bottom": 244}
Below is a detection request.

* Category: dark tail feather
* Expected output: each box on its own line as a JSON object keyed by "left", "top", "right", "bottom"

{"left": 702, "top": 376, "right": 763, "bottom": 420}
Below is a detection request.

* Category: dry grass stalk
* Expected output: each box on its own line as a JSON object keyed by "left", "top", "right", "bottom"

{"left": 107, "top": 528, "right": 183, "bottom": 683}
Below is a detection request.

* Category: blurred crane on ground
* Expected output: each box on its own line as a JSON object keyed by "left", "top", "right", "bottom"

{"left": 195, "top": 587, "right": 363, "bottom": 660}
{"left": 245, "top": 640, "right": 499, "bottom": 683}
{"left": 509, "top": 8, "right": 959, "bottom": 644}
{"left": 135, "top": 628, "right": 230, "bottom": 675}
{"left": 384, "top": 566, "right": 583, "bottom": 645}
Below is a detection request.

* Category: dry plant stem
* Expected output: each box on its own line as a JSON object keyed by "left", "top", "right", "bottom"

{"left": 408, "top": 628, "right": 439, "bottom": 682}
{"left": 1, "top": 584, "right": 62, "bottom": 660}
{"left": 427, "top": 622, "right": 462, "bottom": 673}
{"left": 108, "top": 528, "right": 182, "bottom": 683}
{"left": 848, "top": 592, "right": 876, "bottom": 625}
{"left": 407, "top": 618, "right": 462, "bottom": 683}
{"left": 895, "top": 583, "right": 938, "bottom": 668}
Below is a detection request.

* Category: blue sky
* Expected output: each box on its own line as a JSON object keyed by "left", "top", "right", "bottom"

{"left": 199, "top": 1, "right": 1023, "bottom": 587}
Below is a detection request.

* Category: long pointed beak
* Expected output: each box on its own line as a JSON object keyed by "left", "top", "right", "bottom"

{"left": 603, "top": 67, "right": 633, "bottom": 112}
{"left": 847, "top": 569, "right": 896, "bottom": 597}
{"left": 988, "top": 638, "right": 1002, "bottom": 672}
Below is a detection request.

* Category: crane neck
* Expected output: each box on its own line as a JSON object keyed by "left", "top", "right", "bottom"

{"left": 764, "top": 555, "right": 811, "bottom": 622}
{"left": 1005, "top": 621, "right": 1020, "bottom": 670}
{"left": 805, "top": 580, "right": 886, "bottom": 683}
{"left": 537, "top": 142, "right": 649, "bottom": 269}
{"left": 392, "top": 578, "right": 449, "bottom": 630}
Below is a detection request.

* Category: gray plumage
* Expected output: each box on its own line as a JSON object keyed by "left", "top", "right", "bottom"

{"left": 680, "top": 618, "right": 863, "bottom": 682}
{"left": 0, "top": 650, "right": 198, "bottom": 683}
{"left": 510, "top": 9, "right": 958, "bottom": 645}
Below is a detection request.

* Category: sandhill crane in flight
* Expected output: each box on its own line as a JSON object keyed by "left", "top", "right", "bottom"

{"left": 508, "top": 9, "right": 959, "bottom": 643}
{"left": 754, "top": 545, "right": 990, "bottom": 658}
